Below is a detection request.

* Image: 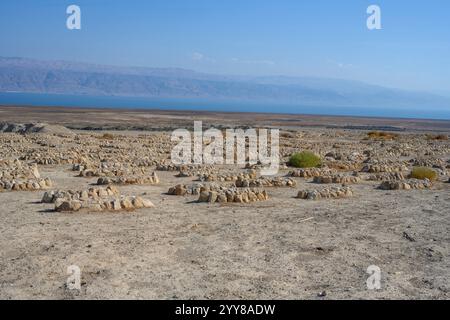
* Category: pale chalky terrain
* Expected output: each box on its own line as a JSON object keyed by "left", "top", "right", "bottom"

{"left": 0, "top": 106, "right": 449, "bottom": 300}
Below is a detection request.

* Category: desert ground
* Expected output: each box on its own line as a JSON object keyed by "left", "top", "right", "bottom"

{"left": 0, "top": 105, "right": 449, "bottom": 300}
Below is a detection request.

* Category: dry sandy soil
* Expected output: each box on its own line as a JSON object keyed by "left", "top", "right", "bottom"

{"left": 0, "top": 106, "right": 449, "bottom": 299}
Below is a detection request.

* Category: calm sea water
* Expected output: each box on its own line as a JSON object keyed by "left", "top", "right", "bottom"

{"left": 0, "top": 92, "right": 449, "bottom": 120}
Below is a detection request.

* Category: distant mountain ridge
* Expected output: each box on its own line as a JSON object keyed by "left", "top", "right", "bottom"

{"left": 1, "top": 57, "right": 449, "bottom": 109}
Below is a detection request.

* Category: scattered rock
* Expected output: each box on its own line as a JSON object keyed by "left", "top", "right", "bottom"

{"left": 378, "top": 179, "right": 432, "bottom": 190}
{"left": 313, "top": 174, "right": 361, "bottom": 184}
{"left": 288, "top": 167, "right": 334, "bottom": 178}
{"left": 197, "top": 187, "right": 269, "bottom": 204}
{"left": 296, "top": 186, "right": 353, "bottom": 200}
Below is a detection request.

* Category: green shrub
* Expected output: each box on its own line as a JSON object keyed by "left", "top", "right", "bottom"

{"left": 410, "top": 167, "right": 437, "bottom": 181}
{"left": 289, "top": 151, "right": 321, "bottom": 168}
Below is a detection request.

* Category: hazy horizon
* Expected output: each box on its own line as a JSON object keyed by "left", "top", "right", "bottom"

{"left": 2, "top": 55, "right": 449, "bottom": 98}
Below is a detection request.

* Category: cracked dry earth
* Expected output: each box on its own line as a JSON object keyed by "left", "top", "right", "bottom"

{"left": 0, "top": 127, "right": 449, "bottom": 300}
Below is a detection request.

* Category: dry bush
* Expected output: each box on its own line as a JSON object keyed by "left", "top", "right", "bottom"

{"left": 367, "top": 131, "right": 398, "bottom": 140}
{"left": 426, "top": 134, "right": 448, "bottom": 141}
{"left": 98, "top": 133, "right": 115, "bottom": 140}
{"left": 410, "top": 167, "right": 437, "bottom": 181}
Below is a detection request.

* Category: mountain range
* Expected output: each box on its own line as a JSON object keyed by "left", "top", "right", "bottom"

{"left": 1, "top": 56, "right": 449, "bottom": 110}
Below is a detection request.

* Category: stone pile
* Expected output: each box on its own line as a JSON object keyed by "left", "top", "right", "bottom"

{"left": 0, "top": 160, "right": 40, "bottom": 180}
{"left": 43, "top": 185, "right": 154, "bottom": 212}
{"left": 367, "top": 172, "right": 405, "bottom": 181}
{"left": 288, "top": 167, "right": 334, "bottom": 178}
{"left": 175, "top": 167, "right": 217, "bottom": 178}
{"left": 76, "top": 162, "right": 158, "bottom": 181}
{"left": 55, "top": 195, "right": 155, "bottom": 213}
{"left": 42, "top": 185, "right": 120, "bottom": 203}
{"left": 0, "top": 159, "right": 53, "bottom": 191}
{"left": 168, "top": 182, "right": 233, "bottom": 196}
{"left": 313, "top": 174, "right": 361, "bottom": 184}
{"left": 410, "top": 158, "right": 447, "bottom": 169}
{"left": 168, "top": 183, "right": 201, "bottom": 196}
{"left": 0, "top": 177, "right": 52, "bottom": 192}
{"left": 296, "top": 186, "right": 354, "bottom": 200}
{"left": 235, "top": 176, "right": 296, "bottom": 188}
{"left": 198, "top": 170, "right": 257, "bottom": 182}
{"left": 361, "top": 163, "right": 408, "bottom": 173}
{"left": 197, "top": 187, "right": 269, "bottom": 204}
{"left": 245, "top": 162, "right": 289, "bottom": 171}
{"left": 156, "top": 163, "right": 214, "bottom": 172}
{"left": 1, "top": 131, "right": 175, "bottom": 168}
{"left": 378, "top": 179, "right": 432, "bottom": 190}
{"left": 97, "top": 172, "right": 159, "bottom": 186}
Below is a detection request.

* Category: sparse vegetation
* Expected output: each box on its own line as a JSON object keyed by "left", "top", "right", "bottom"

{"left": 426, "top": 134, "right": 448, "bottom": 141}
{"left": 98, "top": 133, "right": 115, "bottom": 140}
{"left": 367, "top": 131, "right": 398, "bottom": 140}
{"left": 410, "top": 167, "right": 437, "bottom": 181}
{"left": 289, "top": 151, "right": 321, "bottom": 168}
{"left": 280, "top": 131, "right": 295, "bottom": 139}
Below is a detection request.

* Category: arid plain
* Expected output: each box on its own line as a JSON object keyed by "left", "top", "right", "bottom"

{"left": 0, "top": 106, "right": 449, "bottom": 299}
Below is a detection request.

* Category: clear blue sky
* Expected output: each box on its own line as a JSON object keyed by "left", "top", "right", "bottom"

{"left": 1, "top": 0, "right": 449, "bottom": 94}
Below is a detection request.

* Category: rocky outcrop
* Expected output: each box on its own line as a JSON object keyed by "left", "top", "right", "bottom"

{"left": 0, "top": 122, "right": 72, "bottom": 135}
